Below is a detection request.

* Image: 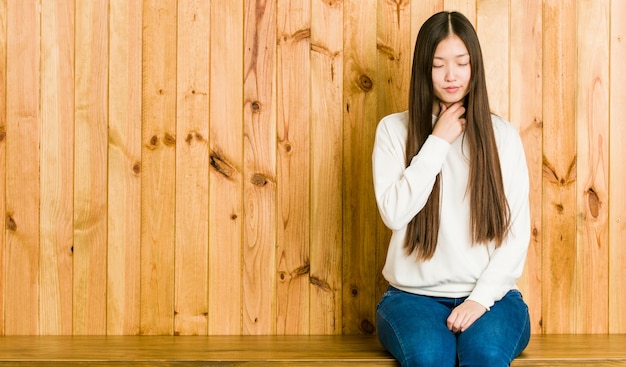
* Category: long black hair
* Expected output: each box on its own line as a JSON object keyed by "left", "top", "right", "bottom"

{"left": 404, "top": 11, "right": 510, "bottom": 260}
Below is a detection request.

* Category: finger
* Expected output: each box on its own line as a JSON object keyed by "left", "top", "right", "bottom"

{"left": 447, "top": 313, "right": 464, "bottom": 333}
{"left": 439, "top": 102, "right": 448, "bottom": 116}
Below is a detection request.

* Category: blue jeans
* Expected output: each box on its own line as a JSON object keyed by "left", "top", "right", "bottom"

{"left": 376, "top": 286, "right": 530, "bottom": 367}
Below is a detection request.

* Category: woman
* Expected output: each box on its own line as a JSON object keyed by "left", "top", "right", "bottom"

{"left": 372, "top": 11, "right": 531, "bottom": 367}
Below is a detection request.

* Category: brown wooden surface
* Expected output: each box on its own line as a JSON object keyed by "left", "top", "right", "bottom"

{"left": 5, "top": 0, "right": 40, "bottom": 336}
{"left": 242, "top": 0, "right": 277, "bottom": 336}
{"left": 73, "top": 0, "right": 109, "bottom": 336}
{"left": 609, "top": 0, "right": 626, "bottom": 334}
{"left": 342, "top": 0, "right": 378, "bottom": 336}
{"left": 575, "top": 0, "right": 610, "bottom": 334}
{"left": 276, "top": 0, "right": 311, "bottom": 335}
{"left": 510, "top": 0, "right": 543, "bottom": 335}
{"left": 1, "top": 0, "right": 626, "bottom": 336}
{"left": 310, "top": 0, "right": 343, "bottom": 335}
{"left": 140, "top": 0, "right": 177, "bottom": 336}
{"left": 0, "top": 335, "right": 625, "bottom": 366}
{"left": 208, "top": 0, "right": 244, "bottom": 335}
{"left": 107, "top": 0, "right": 142, "bottom": 336}
{"left": 174, "top": 0, "right": 210, "bottom": 336}
{"left": 40, "top": 0, "right": 74, "bottom": 336}
{"left": 541, "top": 0, "right": 578, "bottom": 334}
{"left": 0, "top": 0, "right": 6, "bottom": 338}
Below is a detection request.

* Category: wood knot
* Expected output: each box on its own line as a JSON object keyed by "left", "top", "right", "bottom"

{"left": 185, "top": 131, "right": 206, "bottom": 144}
{"left": 310, "top": 275, "right": 332, "bottom": 292}
{"left": 163, "top": 133, "right": 176, "bottom": 147}
{"left": 358, "top": 74, "right": 373, "bottom": 91}
{"left": 210, "top": 151, "right": 236, "bottom": 179}
{"left": 132, "top": 162, "right": 141, "bottom": 174}
{"left": 360, "top": 319, "right": 375, "bottom": 335}
{"left": 0, "top": 129, "right": 5, "bottom": 142}
{"left": 147, "top": 135, "right": 159, "bottom": 149}
{"left": 251, "top": 173, "right": 268, "bottom": 187}
{"left": 251, "top": 101, "right": 261, "bottom": 112}
{"left": 292, "top": 263, "right": 310, "bottom": 277}
{"left": 6, "top": 215, "right": 17, "bottom": 231}
{"left": 587, "top": 187, "right": 600, "bottom": 218}
{"left": 351, "top": 287, "right": 358, "bottom": 296}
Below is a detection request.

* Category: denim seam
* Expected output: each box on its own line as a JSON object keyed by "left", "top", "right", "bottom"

{"left": 377, "top": 309, "right": 410, "bottom": 366}
{"left": 508, "top": 304, "right": 530, "bottom": 361}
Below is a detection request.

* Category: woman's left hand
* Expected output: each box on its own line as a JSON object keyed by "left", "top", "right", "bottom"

{"left": 447, "top": 300, "right": 487, "bottom": 333}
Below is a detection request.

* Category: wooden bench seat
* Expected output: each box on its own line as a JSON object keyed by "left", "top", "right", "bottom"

{"left": 0, "top": 334, "right": 624, "bottom": 366}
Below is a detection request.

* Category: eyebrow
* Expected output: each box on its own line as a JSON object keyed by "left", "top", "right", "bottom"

{"left": 433, "top": 53, "right": 469, "bottom": 60}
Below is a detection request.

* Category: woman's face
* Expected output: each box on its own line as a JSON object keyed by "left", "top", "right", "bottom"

{"left": 431, "top": 35, "right": 471, "bottom": 110}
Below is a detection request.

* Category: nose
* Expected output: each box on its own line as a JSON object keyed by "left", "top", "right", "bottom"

{"left": 444, "top": 67, "right": 456, "bottom": 82}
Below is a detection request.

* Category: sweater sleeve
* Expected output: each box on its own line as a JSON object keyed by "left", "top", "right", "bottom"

{"left": 372, "top": 115, "right": 451, "bottom": 231}
{"left": 466, "top": 125, "right": 531, "bottom": 310}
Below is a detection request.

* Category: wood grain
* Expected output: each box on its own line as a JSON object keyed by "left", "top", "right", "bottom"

{"left": 477, "top": 0, "right": 509, "bottom": 119}
{"left": 73, "top": 0, "right": 109, "bottom": 335}
{"left": 40, "top": 0, "right": 74, "bottom": 336}
{"left": 376, "top": 0, "right": 411, "bottom": 115}
{"left": 107, "top": 0, "right": 142, "bottom": 336}
{"left": 208, "top": 0, "right": 243, "bottom": 336}
{"left": 0, "top": 0, "right": 624, "bottom": 337}
{"left": 140, "top": 0, "right": 177, "bottom": 335}
{"left": 609, "top": 0, "right": 626, "bottom": 334}
{"left": 342, "top": 0, "right": 377, "bottom": 336}
{"left": 242, "top": 0, "right": 277, "bottom": 335}
{"left": 174, "top": 0, "right": 210, "bottom": 336}
{"left": 276, "top": 0, "right": 311, "bottom": 335}
{"left": 0, "top": 0, "right": 6, "bottom": 336}
{"left": 310, "top": 0, "right": 343, "bottom": 335}
{"left": 4, "top": 0, "right": 40, "bottom": 335}
{"left": 510, "top": 0, "right": 543, "bottom": 334}
{"left": 0, "top": 335, "right": 625, "bottom": 366}
{"left": 575, "top": 0, "right": 609, "bottom": 334}
{"left": 542, "top": 0, "right": 578, "bottom": 334}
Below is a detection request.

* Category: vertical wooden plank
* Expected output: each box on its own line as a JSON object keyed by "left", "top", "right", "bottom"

{"left": 410, "top": 0, "right": 443, "bottom": 52}
{"left": 174, "top": 0, "right": 210, "bottom": 336}
{"left": 376, "top": 0, "right": 411, "bottom": 115}
{"left": 141, "top": 0, "right": 177, "bottom": 335}
{"left": 276, "top": 0, "right": 310, "bottom": 335}
{"left": 542, "top": 0, "right": 577, "bottom": 334}
{"left": 375, "top": 0, "right": 411, "bottom": 304}
{"left": 575, "top": 0, "right": 609, "bottom": 334}
{"left": 476, "top": 0, "right": 509, "bottom": 118}
{"left": 74, "top": 0, "right": 109, "bottom": 335}
{"left": 0, "top": 0, "right": 8, "bottom": 335}
{"left": 208, "top": 0, "right": 243, "bottom": 336}
{"left": 4, "top": 0, "right": 40, "bottom": 335}
{"left": 510, "top": 0, "right": 543, "bottom": 334}
{"left": 40, "top": 0, "right": 74, "bottom": 335}
{"left": 243, "top": 0, "right": 277, "bottom": 336}
{"left": 342, "top": 0, "right": 377, "bottom": 336}
{"left": 609, "top": 0, "right": 626, "bottom": 334}
{"left": 310, "top": 0, "right": 342, "bottom": 335}
{"left": 107, "top": 0, "right": 142, "bottom": 335}
{"left": 443, "top": 0, "right": 476, "bottom": 25}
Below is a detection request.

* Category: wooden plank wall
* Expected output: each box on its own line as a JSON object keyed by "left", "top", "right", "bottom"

{"left": 0, "top": 0, "right": 624, "bottom": 336}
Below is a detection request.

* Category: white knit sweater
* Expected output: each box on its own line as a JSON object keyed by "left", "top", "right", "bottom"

{"left": 372, "top": 110, "right": 531, "bottom": 309}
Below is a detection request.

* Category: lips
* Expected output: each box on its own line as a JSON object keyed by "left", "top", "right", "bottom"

{"left": 444, "top": 86, "right": 460, "bottom": 93}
